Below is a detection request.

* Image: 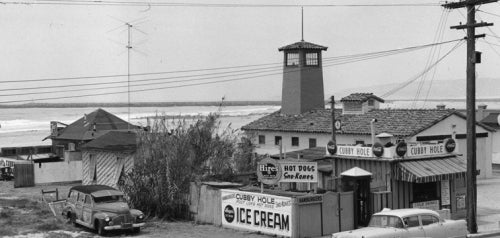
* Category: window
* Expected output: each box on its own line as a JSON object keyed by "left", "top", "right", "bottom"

{"left": 355, "top": 140, "right": 365, "bottom": 145}
{"left": 77, "top": 192, "right": 85, "bottom": 203}
{"left": 292, "top": 137, "right": 299, "bottom": 147}
{"left": 258, "top": 135, "right": 266, "bottom": 145}
{"left": 84, "top": 195, "right": 92, "bottom": 205}
{"left": 421, "top": 215, "right": 440, "bottom": 226}
{"left": 275, "top": 136, "right": 282, "bottom": 146}
{"left": 68, "top": 191, "right": 78, "bottom": 203}
{"left": 286, "top": 53, "right": 299, "bottom": 66}
{"left": 403, "top": 216, "right": 420, "bottom": 227}
{"left": 413, "top": 182, "right": 438, "bottom": 202}
{"left": 368, "top": 99, "right": 374, "bottom": 106}
{"left": 309, "top": 138, "right": 317, "bottom": 148}
{"left": 305, "top": 52, "right": 319, "bottom": 66}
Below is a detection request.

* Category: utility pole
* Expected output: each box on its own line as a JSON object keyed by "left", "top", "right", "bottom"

{"left": 442, "top": 0, "right": 497, "bottom": 234}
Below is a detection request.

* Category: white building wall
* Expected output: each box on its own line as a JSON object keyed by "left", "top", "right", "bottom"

{"left": 492, "top": 132, "right": 500, "bottom": 164}
{"left": 411, "top": 114, "right": 492, "bottom": 179}
{"left": 34, "top": 161, "right": 82, "bottom": 184}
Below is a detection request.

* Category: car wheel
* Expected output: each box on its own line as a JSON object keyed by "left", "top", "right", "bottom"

{"left": 131, "top": 227, "right": 140, "bottom": 234}
{"left": 96, "top": 220, "right": 106, "bottom": 236}
{"left": 66, "top": 212, "right": 76, "bottom": 226}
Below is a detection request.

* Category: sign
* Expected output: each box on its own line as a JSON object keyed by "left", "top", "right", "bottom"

{"left": 411, "top": 200, "right": 439, "bottom": 211}
{"left": 326, "top": 140, "right": 337, "bottom": 155}
{"left": 441, "top": 180, "right": 450, "bottom": 206}
{"left": 337, "top": 146, "right": 373, "bottom": 157}
{"left": 334, "top": 119, "right": 342, "bottom": 130}
{"left": 395, "top": 141, "right": 407, "bottom": 157}
{"left": 279, "top": 161, "right": 318, "bottom": 183}
{"left": 456, "top": 194, "right": 466, "bottom": 209}
{"left": 297, "top": 195, "right": 322, "bottom": 204}
{"left": 444, "top": 138, "right": 456, "bottom": 153}
{"left": 221, "top": 190, "right": 292, "bottom": 237}
{"left": 372, "top": 142, "right": 384, "bottom": 157}
{"left": 257, "top": 158, "right": 282, "bottom": 185}
{"left": 407, "top": 143, "right": 453, "bottom": 157}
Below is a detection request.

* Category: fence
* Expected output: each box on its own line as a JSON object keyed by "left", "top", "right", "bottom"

{"left": 14, "top": 163, "right": 34, "bottom": 188}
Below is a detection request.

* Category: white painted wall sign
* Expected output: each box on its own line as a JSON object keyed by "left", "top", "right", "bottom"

{"left": 411, "top": 200, "right": 440, "bottom": 211}
{"left": 337, "top": 146, "right": 373, "bottom": 157}
{"left": 221, "top": 190, "right": 293, "bottom": 237}
{"left": 407, "top": 144, "right": 447, "bottom": 157}
{"left": 279, "top": 161, "right": 318, "bottom": 183}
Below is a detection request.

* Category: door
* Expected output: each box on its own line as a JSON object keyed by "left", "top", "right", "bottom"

{"left": 82, "top": 195, "right": 93, "bottom": 226}
{"left": 75, "top": 192, "right": 85, "bottom": 221}
{"left": 356, "top": 178, "right": 371, "bottom": 227}
{"left": 403, "top": 215, "right": 426, "bottom": 237}
{"left": 421, "top": 215, "right": 446, "bottom": 237}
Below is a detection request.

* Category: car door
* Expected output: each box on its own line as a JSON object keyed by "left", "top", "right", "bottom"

{"left": 421, "top": 215, "right": 445, "bottom": 238}
{"left": 82, "top": 194, "right": 93, "bottom": 226}
{"left": 402, "top": 215, "right": 426, "bottom": 237}
{"left": 75, "top": 192, "right": 85, "bottom": 221}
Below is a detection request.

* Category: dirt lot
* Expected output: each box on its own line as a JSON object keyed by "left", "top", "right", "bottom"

{"left": 0, "top": 181, "right": 270, "bottom": 238}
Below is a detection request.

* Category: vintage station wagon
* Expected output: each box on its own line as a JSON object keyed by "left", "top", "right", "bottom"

{"left": 62, "top": 185, "right": 145, "bottom": 235}
{"left": 332, "top": 208, "right": 467, "bottom": 238}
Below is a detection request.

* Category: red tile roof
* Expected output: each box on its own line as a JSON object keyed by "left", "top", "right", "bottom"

{"left": 340, "top": 93, "right": 385, "bottom": 103}
{"left": 53, "top": 108, "right": 139, "bottom": 141}
{"left": 278, "top": 41, "right": 328, "bottom": 51}
{"left": 242, "top": 108, "right": 493, "bottom": 137}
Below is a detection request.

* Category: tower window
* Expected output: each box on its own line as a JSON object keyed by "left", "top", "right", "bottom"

{"left": 292, "top": 137, "right": 299, "bottom": 146}
{"left": 309, "top": 138, "right": 317, "bottom": 148}
{"left": 368, "top": 99, "right": 374, "bottom": 106}
{"left": 305, "top": 52, "right": 319, "bottom": 66}
{"left": 286, "top": 53, "right": 299, "bottom": 66}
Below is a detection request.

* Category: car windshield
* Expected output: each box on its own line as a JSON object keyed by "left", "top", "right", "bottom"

{"left": 93, "top": 195, "right": 124, "bottom": 203}
{"left": 368, "top": 215, "right": 404, "bottom": 228}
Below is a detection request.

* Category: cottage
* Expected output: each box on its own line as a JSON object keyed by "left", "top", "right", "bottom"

{"left": 81, "top": 131, "right": 136, "bottom": 188}
{"left": 47, "top": 108, "right": 139, "bottom": 161}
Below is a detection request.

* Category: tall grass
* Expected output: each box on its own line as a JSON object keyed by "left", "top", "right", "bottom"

{"left": 121, "top": 113, "right": 255, "bottom": 220}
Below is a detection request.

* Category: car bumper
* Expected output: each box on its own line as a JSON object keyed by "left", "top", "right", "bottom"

{"left": 104, "top": 222, "right": 145, "bottom": 230}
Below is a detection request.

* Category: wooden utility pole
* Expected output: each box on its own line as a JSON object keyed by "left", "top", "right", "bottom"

{"left": 442, "top": 0, "right": 497, "bottom": 233}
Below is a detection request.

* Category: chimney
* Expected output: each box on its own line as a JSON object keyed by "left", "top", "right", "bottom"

{"left": 477, "top": 104, "right": 488, "bottom": 120}
{"left": 436, "top": 104, "right": 446, "bottom": 110}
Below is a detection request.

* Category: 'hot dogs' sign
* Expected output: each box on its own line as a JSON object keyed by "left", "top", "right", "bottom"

{"left": 280, "top": 161, "right": 318, "bottom": 183}
{"left": 221, "top": 190, "right": 292, "bottom": 237}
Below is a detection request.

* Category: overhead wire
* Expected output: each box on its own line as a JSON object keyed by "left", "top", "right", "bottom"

{"left": 0, "top": 39, "right": 462, "bottom": 99}
{"left": 381, "top": 40, "right": 465, "bottom": 98}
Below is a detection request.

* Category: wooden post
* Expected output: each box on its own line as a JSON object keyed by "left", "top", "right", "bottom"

{"left": 442, "top": 0, "right": 497, "bottom": 233}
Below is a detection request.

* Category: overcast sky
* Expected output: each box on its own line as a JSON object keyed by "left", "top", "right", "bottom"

{"left": 1, "top": 0, "right": 500, "bottom": 104}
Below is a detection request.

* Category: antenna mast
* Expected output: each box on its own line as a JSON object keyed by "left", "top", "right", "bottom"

{"left": 301, "top": 7, "right": 304, "bottom": 41}
{"left": 126, "top": 22, "right": 132, "bottom": 131}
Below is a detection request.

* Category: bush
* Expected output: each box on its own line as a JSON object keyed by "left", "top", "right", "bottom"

{"left": 122, "top": 112, "right": 255, "bottom": 220}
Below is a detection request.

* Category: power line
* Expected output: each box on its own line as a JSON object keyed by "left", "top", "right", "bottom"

{"left": 381, "top": 40, "right": 464, "bottom": 98}
{"left": 5, "top": 0, "right": 440, "bottom": 8}
{"left": 0, "top": 38, "right": 463, "bottom": 100}
{"left": 0, "top": 38, "right": 462, "bottom": 86}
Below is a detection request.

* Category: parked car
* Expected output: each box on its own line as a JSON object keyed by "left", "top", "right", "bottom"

{"left": 0, "top": 166, "right": 14, "bottom": 181}
{"left": 332, "top": 208, "right": 467, "bottom": 238}
{"left": 62, "top": 185, "right": 145, "bottom": 235}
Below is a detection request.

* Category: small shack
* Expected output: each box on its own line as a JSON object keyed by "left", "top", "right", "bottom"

{"left": 80, "top": 131, "right": 136, "bottom": 188}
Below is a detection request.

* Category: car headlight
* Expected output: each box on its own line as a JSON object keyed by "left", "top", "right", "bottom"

{"left": 138, "top": 214, "right": 144, "bottom": 220}
{"left": 105, "top": 217, "right": 111, "bottom": 222}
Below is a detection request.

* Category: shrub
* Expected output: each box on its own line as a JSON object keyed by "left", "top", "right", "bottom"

{"left": 121, "top": 112, "right": 255, "bottom": 220}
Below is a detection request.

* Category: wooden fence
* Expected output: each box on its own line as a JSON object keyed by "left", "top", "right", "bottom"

{"left": 14, "top": 163, "right": 34, "bottom": 188}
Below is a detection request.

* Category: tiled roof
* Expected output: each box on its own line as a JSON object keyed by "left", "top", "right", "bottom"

{"left": 81, "top": 131, "right": 137, "bottom": 152}
{"left": 53, "top": 108, "right": 139, "bottom": 141}
{"left": 340, "top": 93, "right": 385, "bottom": 103}
{"left": 241, "top": 108, "right": 493, "bottom": 137}
{"left": 278, "top": 40, "right": 328, "bottom": 51}
{"left": 481, "top": 113, "right": 500, "bottom": 129}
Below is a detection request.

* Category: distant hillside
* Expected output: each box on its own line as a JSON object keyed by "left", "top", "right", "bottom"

{"left": 333, "top": 78, "right": 500, "bottom": 101}
{"left": 0, "top": 101, "right": 281, "bottom": 108}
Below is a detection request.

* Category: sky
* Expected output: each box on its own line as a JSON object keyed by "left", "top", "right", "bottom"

{"left": 1, "top": 0, "right": 500, "bottom": 104}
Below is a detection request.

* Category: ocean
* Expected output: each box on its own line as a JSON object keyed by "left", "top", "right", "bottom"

{"left": 0, "top": 105, "right": 280, "bottom": 149}
{"left": 2, "top": 100, "right": 500, "bottom": 149}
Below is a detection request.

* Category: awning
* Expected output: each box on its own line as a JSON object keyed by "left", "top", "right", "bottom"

{"left": 395, "top": 156, "right": 467, "bottom": 183}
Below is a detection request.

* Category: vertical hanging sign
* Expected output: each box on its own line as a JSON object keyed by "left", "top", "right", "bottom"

{"left": 441, "top": 180, "right": 450, "bottom": 206}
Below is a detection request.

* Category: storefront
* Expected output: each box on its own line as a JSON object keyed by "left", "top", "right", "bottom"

{"left": 320, "top": 139, "right": 467, "bottom": 220}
